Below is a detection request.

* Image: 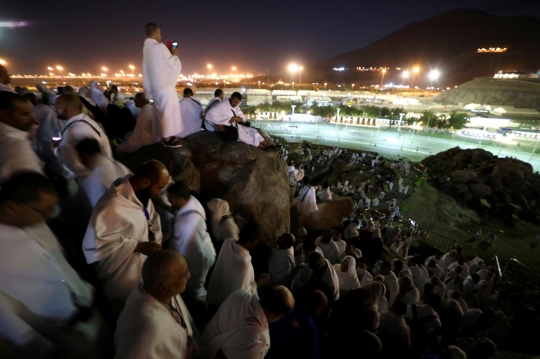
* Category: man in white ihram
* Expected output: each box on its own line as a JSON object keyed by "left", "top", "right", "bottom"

{"left": 142, "top": 23, "right": 183, "bottom": 148}
{"left": 177, "top": 87, "right": 203, "bottom": 138}
{"left": 205, "top": 92, "right": 279, "bottom": 151}
{"left": 116, "top": 93, "right": 160, "bottom": 154}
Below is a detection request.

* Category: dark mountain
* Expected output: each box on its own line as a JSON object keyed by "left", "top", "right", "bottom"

{"left": 306, "top": 9, "right": 540, "bottom": 87}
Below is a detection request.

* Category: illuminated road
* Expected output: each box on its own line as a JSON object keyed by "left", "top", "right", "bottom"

{"left": 254, "top": 120, "right": 540, "bottom": 170}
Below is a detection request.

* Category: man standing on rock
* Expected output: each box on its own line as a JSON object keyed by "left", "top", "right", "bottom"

{"left": 142, "top": 23, "right": 183, "bottom": 148}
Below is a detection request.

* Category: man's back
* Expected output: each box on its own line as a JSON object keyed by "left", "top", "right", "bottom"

{"left": 177, "top": 97, "right": 203, "bottom": 138}
{"left": 202, "top": 289, "right": 270, "bottom": 359}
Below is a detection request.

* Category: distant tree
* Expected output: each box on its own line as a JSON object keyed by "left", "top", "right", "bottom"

{"left": 311, "top": 103, "right": 334, "bottom": 118}
{"left": 447, "top": 112, "right": 468, "bottom": 130}
{"left": 419, "top": 110, "right": 436, "bottom": 128}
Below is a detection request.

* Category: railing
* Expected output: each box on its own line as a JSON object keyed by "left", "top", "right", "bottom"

{"left": 413, "top": 228, "right": 479, "bottom": 259}
{"left": 500, "top": 258, "right": 540, "bottom": 284}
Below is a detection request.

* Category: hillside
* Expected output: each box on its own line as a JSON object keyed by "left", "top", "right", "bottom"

{"left": 307, "top": 9, "right": 540, "bottom": 86}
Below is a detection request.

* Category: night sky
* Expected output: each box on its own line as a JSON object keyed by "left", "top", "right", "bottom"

{"left": 2, "top": 0, "right": 539, "bottom": 76}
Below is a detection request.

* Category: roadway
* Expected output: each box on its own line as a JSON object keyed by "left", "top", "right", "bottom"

{"left": 253, "top": 120, "right": 540, "bottom": 170}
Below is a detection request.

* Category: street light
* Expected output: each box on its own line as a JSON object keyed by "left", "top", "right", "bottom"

{"left": 232, "top": 66, "right": 236, "bottom": 71}
{"left": 289, "top": 64, "right": 298, "bottom": 90}
{"left": 47, "top": 66, "right": 53, "bottom": 71}
{"left": 324, "top": 82, "right": 327, "bottom": 90}
{"left": 411, "top": 66, "right": 419, "bottom": 88}
{"left": 429, "top": 70, "right": 440, "bottom": 88}
{"left": 129, "top": 65, "right": 135, "bottom": 74}
{"left": 0, "top": 59, "right": 6, "bottom": 66}
{"left": 402, "top": 70, "right": 409, "bottom": 85}
{"left": 56, "top": 65, "right": 63, "bottom": 77}
{"left": 380, "top": 69, "right": 387, "bottom": 88}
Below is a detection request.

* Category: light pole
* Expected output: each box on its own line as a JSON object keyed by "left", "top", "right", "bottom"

{"left": 398, "top": 113, "right": 405, "bottom": 132}
{"left": 402, "top": 70, "right": 409, "bottom": 86}
{"left": 352, "top": 83, "right": 355, "bottom": 91}
{"left": 129, "top": 65, "right": 135, "bottom": 74}
{"left": 207, "top": 64, "right": 212, "bottom": 77}
{"left": 47, "top": 66, "right": 54, "bottom": 76}
{"left": 324, "top": 82, "right": 327, "bottom": 90}
{"left": 289, "top": 64, "right": 298, "bottom": 90}
{"left": 380, "top": 69, "right": 387, "bottom": 88}
{"left": 429, "top": 70, "right": 440, "bottom": 89}
{"left": 411, "top": 67, "right": 419, "bottom": 88}
{"left": 56, "top": 65, "right": 63, "bottom": 77}
{"left": 299, "top": 66, "right": 303, "bottom": 84}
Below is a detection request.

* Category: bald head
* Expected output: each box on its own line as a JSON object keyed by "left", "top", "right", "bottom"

{"left": 277, "top": 232, "right": 295, "bottom": 249}
{"left": 133, "top": 160, "right": 169, "bottom": 183}
{"left": 260, "top": 285, "right": 295, "bottom": 323}
{"left": 142, "top": 249, "right": 190, "bottom": 298}
{"left": 130, "top": 160, "right": 170, "bottom": 206}
{"left": 55, "top": 93, "right": 83, "bottom": 120}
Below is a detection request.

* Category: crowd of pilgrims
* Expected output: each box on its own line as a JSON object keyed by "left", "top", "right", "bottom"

{"left": 0, "top": 63, "right": 538, "bottom": 358}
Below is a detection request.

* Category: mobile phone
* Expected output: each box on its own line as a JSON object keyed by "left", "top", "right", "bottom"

{"left": 52, "top": 136, "right": 62, "bottom": 141}
{"left": 172, "top": 41, "right": 178, "bottom": 50}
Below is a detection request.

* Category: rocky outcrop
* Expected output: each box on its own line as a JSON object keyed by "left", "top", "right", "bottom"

{"left": 421, "top": 147, "right": 540, "bottom": 225}
{"left": 119, "top": 131, "right": 290, "bottom": 245}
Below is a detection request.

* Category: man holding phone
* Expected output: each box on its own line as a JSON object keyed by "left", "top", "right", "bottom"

{"left": 142, "top": 23, "right": 183, "bottom": 148}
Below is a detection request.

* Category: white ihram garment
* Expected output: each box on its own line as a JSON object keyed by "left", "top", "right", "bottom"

{"left": 169, "top": 196, "right": 216, "bottom": 302}
{"left": 32, "top": 103, "right": 65, "bottom": 161}
{"left": 0, "top": 122, "right": 44, "bottom": 183}
{"left": 115, "top": 283, "right": 193, "bottom": 359}
{"left": 177, "top": 97, "right": 203, "bottom": 138}
{"left": 206, "top": 238, "right": 257, "bottom": 307}
{"left": 77, "top": 154, "right": 131, "bottom": 208}
{"left": 142, "top": 38, "right": 182, "bottom": 138}
{"left": 297, "top": 186, "right": 318, "bottom": 215}
{"left": 268, "top": 247, "right": 295, "bottom": 285}
{"left": 117, "top": 103, "right": 160, "bottom": 154}
{"left": 201, "top": 289, "right": 269, "bottom": 359}
{"left": 0, "top": 222, "right": 94, "bottom": 350}
{"left": 55, "top": 113, "right": 113, "bottom": 179}
{"left": 205, "top": 99, "right": 264, "bottom": 146}
{"left": 82, "top": 175, "right": 163, "bottom": 301}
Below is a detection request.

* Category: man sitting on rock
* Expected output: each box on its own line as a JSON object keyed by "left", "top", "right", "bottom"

{"left": 205, "top": 91, "right": 280, "bottom": 152}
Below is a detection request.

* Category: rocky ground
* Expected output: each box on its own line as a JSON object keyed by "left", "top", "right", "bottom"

{"left": 276, "top": 138, "right": 540, "bottom": 269}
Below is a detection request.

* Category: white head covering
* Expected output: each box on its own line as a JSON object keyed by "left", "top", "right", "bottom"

{"left": 77, "top": 87, "right": 96, "bottom": 106}
{"left": 88, "top": 81, "right": 108, "bottom": 108}
{"left": 333, "top": 256, "right": 360, "bottom": 293}
{"left": 207, "top": 198, "right": 239, "bottom": 240}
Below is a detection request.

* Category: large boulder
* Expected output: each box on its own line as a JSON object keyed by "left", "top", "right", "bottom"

{"left": 119, "top": 131, "right": 290, "bottom": 245}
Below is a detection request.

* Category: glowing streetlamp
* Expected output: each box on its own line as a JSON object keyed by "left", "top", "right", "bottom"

{"left": 402, "top": 70, "right": 409, "bottom": 79}
{"left": 56, "top": 65, "right": 63, "bottom": 77}
{"left": 47, "top": 66, "right": 54, "bottom": 71}
{"left": 129, "top": 64, "right": 135, "bottom": 74}
{"left": 352, "top": 83, "right": 355, "bottom": 91}
{"left": 0, "top": 59, "right": 6, "bottom": 66}
{"left": 102, "top": 66, "right": 108, "bottom": 72}
{"left": 324, "top": 82, "right": 327, "bottom": 90}
{"left": 380, "top": 69, "right": 387, "bottom": 88}
{"left": 289, "top": 64, "right": 298, "bottom": 90}
{"left": 429, "top": 70, "right": 440, "bottom": 88}
{"left": 232, "top": 66, "right": 236, "bottom": 71}
{"left": 411, "top": 66, "right": 419, "bottom": 88}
